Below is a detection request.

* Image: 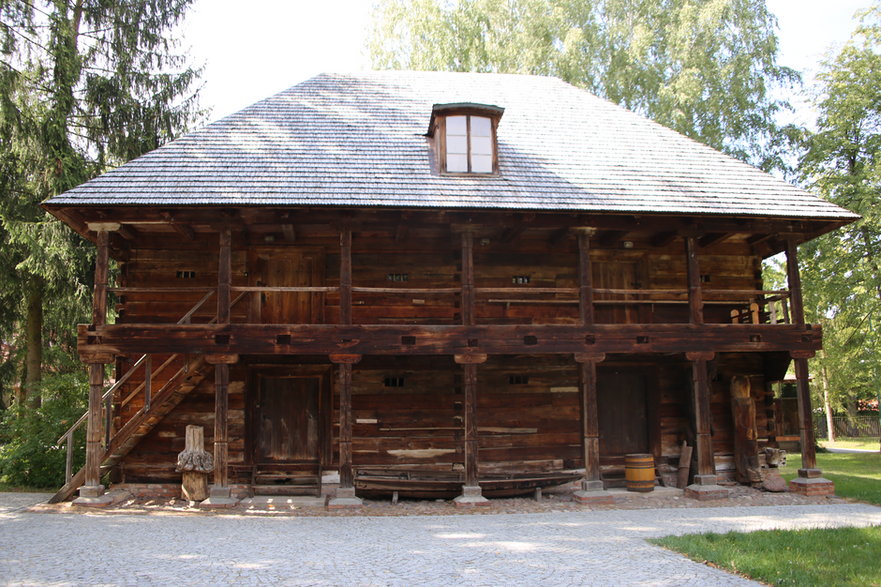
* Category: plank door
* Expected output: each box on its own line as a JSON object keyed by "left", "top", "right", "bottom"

{"left": 252, "top": 249, "right": 324, "bottom": 324}
{"left": 254, "top": 375, "right": 320, "bottom": 463}
{"left": 597, "top": 370, "right": 649, "bottom": 456}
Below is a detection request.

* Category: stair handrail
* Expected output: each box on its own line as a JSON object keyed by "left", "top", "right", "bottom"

{"left": 55, "top": 290, "right": 248, "bottom": 482}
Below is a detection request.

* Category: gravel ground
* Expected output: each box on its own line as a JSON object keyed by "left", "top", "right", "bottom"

{"left": 2, "top": 491, "right": 881, "bottom": 586}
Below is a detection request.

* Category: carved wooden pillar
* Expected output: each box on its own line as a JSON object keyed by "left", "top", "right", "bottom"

{"left": 685, "top": 236, "right": 704, "bottom": 325}
{"left": 340, "top": 225, "right": 352, "bottom": 326}
{"left": 684, "top": 352, "right": 728, "bottom": 499}
{"left": 576, "top": 229, "right": 596, "bottom": 326}
{"left": 785, "top": 237, "right": 805, "bottom": 327}
{"left": 213, "top": 362, "right": 230, "bottom": 489}
{"left": 461, "top": 230, "right": 475, "bottom": 326}
{"left": 76, "top": 226, "right": 116, "bottom": 505}
{"left": 328, "top": 354, "right": 362, "bottom": 508}
{"left": 454, "top": 353, "right": 488, "bottom": 506}
{"left": 573, "top": 353, "right": 611, "bottom": 502}
{"left": 792, "top": 353, "right": 817, "bottom": 470}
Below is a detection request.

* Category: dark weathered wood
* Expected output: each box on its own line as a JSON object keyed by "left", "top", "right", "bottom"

{"left": 785, "top": 237, "right": 805, "bottom": 326}
{"left": 83, "top": 363, "right": 105, "bottom": 488}
{"left": 577, "top": 230, "right": 595, "bottom": 325}
{"left": 213, "top": 363, "right": 229, "bottom": 488}
{"left": 461, "top": 230, "right": 475, "bottom": 326}
{"left": 685, "top": 236, "right": 704, "bottom": 325}
{"left": 340, "top": 226, "right": 352, "bottom": 325}
{"left": 577, "top": 357, "right": 603, "bottom": 482}
{"left": 463, "top": 362, "right": 479, "bottom": 486}
{"left": 793, "top": 356, "right": 817, "bottom": 470}
{"left": 80, "top": 323, "right": 823, "bottom": 358}
{"left": 217, "top": 228, "right": 231, "bottom": 324}
{"left": 92, "top": 230, "right": 111, "bottom": 328}
{"left": 338, "top": 362, "right": 354, "bottom": 488}
{"left": 688, "top": 353, "right": 716, "bottom": 478}
{"left": 730, "top": 375, "right": 761, "bottom": 483}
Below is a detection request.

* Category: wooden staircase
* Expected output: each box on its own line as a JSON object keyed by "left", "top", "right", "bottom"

{"left": 49, "top": 354, "right": 211, "bottom": 503}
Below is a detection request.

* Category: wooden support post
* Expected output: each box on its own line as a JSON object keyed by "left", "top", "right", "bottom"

{"left": 685, "top": 236, "right": 704, "bottom": 325}
{"left": 454, "top": 354, "right": 489, "bottom": 506}
{"left": 573, "top": 353, "right": 612, "bottom": 503}
{"left": 785, "top": 237, "right": 805, "bottom": 327}
{"left": 461, "top": 230, "right": 475, "bottom": 326}
{"left": 75, "top": 226, "right": 115, "bottom": 506}
{"left": 340, "top": 225, "right": 353, "bottom": 325}
{"left": 577, "top": 229, "right": 595, "bottom": 326}
{"left": 684, "top": 352, "right": 729, "bottom": 500}
{"left": 201, "top": 361, "right": 237, "bottom": 507}
{"left": 328, "top": 354, "right": 362, "bottom": 508}
{"left": 217, "top": 227, "right": 231, "bottom": 324}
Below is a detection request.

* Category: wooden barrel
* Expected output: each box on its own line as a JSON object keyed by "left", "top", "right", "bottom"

{"left": 625, "top": 453, "right": 655, "bottom": 493}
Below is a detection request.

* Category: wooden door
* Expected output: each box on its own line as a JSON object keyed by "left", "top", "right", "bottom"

{"left": 252, "top": 249, "right": 324, "bottom": 324}
{"left": 597, "top": 370, "right": 649, "bottom": 456}
{"left": 254, "top": 375, "right": 320, "bottom": 463}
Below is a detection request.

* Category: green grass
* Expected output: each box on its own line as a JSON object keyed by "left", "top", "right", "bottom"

{"left": 652, "top": 526, "right": 881, "bottom": 586}
{"left": 780, "top": 451, "right": 881, "bottom": 506}
{"left": 820, "top": 438, "right": 880, "bottom": 452}
{"left": 0, "top": 483, "right": 54, "bottom": 493}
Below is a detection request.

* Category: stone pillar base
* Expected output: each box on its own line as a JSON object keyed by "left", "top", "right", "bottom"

{"left": 573, "top": 479, "right": 614, "bottom": 504}
{"left": 327, "top": 486, "right": 363, "bottom": 509}
{"left": 789, "top": 472, "right": 835, "bottom": 497}
{"left": 453, "top": 485, "right": 490, "bottom": 507}
{"left": 685, "top": 475, "right": 730, "bottom": 501}
{"left": 73, "top": 484, "right": 113, "bottom": 507}
{"left": 200, "top": 485, "right": 239, "bottom": 508}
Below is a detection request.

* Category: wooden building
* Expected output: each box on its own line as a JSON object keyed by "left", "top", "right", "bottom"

{"left": 45, "top": 72, "right": 856, "bottom": 506}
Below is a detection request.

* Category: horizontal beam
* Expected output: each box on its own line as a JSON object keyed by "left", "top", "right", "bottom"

{"left": 78, "top": 322, "right": 821, "bottom": 360}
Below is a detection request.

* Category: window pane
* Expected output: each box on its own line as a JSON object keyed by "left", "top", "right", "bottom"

{"left": 470, "top": 116, "right": 492, "bottom": 137}
{"left": 471, "top": 135, "right": 492, "bottom": 155}
{"left": 471, "top": 154, "right": 493, "bottom": 173}
{"left": 446, "top": 115, "right": 467, "bottom": 136}
{"left": 446, "top": 135, "right": 468, "bottom": 155}
{"left": 447, "top": 153, "right": 469, "bottom": 172}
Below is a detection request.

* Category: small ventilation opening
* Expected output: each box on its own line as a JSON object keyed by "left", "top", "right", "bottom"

{"left": 176, "top": 270, "right": 197, "bottom": 279}
{"left": 508, "top": 374, "right": 529, "bottom": 385}
{"left": 384, "top": 376, "right": 406, "bottom": 388}
{"left": 387, "top": 273, "right": 409, "bottom": 282}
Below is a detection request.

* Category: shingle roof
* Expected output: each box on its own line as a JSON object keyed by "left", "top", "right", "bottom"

{"left": 46, "top": 71, "right": 856, "bottom": 220}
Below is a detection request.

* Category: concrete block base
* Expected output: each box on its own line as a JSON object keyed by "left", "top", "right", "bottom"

{"left": 789, "top": 475, "right": 835, "bottom": 497}
{"left": 327, "top": 487, "right": 362, "bottom": 509}
{"left": 73, "top": 485, "right": 113, "bottom": 507}
{"left": 200, "top": 486, "right": 239, "bottom": 509}
{"left": 453, "top": 485, "right": 490, "bottom": 507}
{"left": 572, "top": 490, "right": 615, "bottom": 505}
{"left": 685, "top": 476, "right": 730, "bottom": 501}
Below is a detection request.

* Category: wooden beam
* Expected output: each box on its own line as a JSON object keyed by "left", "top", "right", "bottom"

{"left": 577, "top": 231, "right": 595, "bottom": 326}
{"left": 785, "top": 237, "right": 806, "bottom": 326}
{"left": 685, "top": 236, "right": 704, "bottom": 325}
{"left": 698, "top": 232, "right": 732, "bottom": 248}
{"left": 461, "top": 231, "right": 475, "bottom": 326}
{"left": 687, "top": 352, "right": 716, "bottom": 479}
{"left": 793, "top": 356, "right": 817, "bottom": 470}
{"left": 340, "top": 226, "right": 353, "bottom": 325}
{"left": 78, "top": 322, "right": 824, "bottom": 358}
{"left": 463, "top": 363, "right": 479, "bottom": 487}
{"left": 338, "top": 362, "right": 354, "bottom": 489}
{"left": 217, "top": 227, "right": 231, "bottom": 325}
{"left": 82, "top": 363, "right": 105, "bottom": 490}
{"left": 116, "top": 224, "right": 138, "bottom": 241}
{"left": 212, "top": 363, "right": 229, "bottom": 489}
{"left": 92, "top": 230, "right": 110, "bottom": 328}
{"left": 575, "top": 354, "right": 605, "bottom": 484}
{"left": 160, "top": 211, "right": 195, "bottom": 241}
{"left": 650, "top": 231, "right": 677, "bottom": 247}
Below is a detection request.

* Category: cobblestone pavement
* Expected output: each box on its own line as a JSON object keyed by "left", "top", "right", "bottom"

{"left": 1, "top": 495, "right": 880, "bottom": 586}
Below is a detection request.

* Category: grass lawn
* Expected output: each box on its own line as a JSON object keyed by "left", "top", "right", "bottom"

{"left": 652, "top": 451, "right": 881, "bottom": 585}
{"left": 820, "top": 438, "right": 880, "bottom": 452}
{"left": 780, "top": 450, "right": 881, "bottom": 506}
{"left": 652, "top": 526, "right": 881, "bottom": 586}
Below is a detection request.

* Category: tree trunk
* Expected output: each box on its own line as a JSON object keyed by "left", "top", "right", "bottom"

{"left": 820, "top": 360, "right": 835, "bottom": 443}
{"left": 24, "top": 276, "right": 43, "bottom": 408}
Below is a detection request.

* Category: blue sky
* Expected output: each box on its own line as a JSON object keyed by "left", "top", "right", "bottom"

{"left": 183, "top": 0, "right": 870, "bottom": 124}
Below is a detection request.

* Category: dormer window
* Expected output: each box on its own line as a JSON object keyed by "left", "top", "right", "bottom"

{"left": 429, "top": 103, "right": 504, "bottom": 175}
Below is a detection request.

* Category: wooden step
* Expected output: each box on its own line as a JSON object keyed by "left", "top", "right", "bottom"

{"left": 252, "top": 483, "right": 321, "bottom": 497}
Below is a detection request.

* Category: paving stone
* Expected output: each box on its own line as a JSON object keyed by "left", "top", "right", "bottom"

{"left": 1, "top": 492, "right": 879, "bottom": 586}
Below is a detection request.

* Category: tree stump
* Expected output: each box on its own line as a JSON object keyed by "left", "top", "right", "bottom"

{"left": 176, "top": 425, "right": 214, "bottom": 501}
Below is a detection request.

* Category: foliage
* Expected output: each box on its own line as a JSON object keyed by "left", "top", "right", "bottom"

{"left": 652, "top": 525, "right": 881, "bottom": 586}
{"left": 799, "top": 2, "right": 881, "bottom": 417}
{"left": 0, "top": 1, "right": 203, "bottom": 408}
{"left": 368, "top": 0, "right": 799, "bottom": 169}
{"left": 781, "top": 451, "right": 881, "bottom": 505}
{"left": 0, "top": 370, "right": 87, "bottom": 488}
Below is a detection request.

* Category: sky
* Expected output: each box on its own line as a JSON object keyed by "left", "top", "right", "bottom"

{"left": 184, "top": 0, "right": 872, "bottom": 124}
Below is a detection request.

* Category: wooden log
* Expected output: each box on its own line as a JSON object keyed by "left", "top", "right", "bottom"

{"left": 677, "top": 441, "right": 693, "bottom": 488}
{"left": 688, "top": 354, "right": 716, "bottom": 478}
{"left": 685, "top": 236, "right": 704, "bottom": 325}
{"left": 577, "top": 230, "right": 595, "bottom": 325}
{"left": 212, "top": 363, "right": 229, "bottom": 488}
{"left": 217, "top": 228, "right": 231, "bottom": 324}
{"left": 340, "top": 226, "right": 352, "bottom": 325}
{"left": 339, "top": 362, "right": 354, "bottom": 488}
{"left": 463, "top": 363, "right": 479, "bottom": 486}
{"left": 730, "top": 375, "right": 762, "bottom": 484}
{"left": 793, "top": 356, "right": 818, "bottom": 470}
{"left": 177, "top": 425, "right": 212, "bottom": 501}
